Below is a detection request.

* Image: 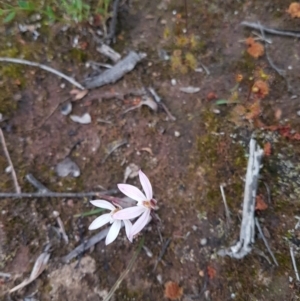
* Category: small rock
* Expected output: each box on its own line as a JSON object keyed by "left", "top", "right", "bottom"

{"left": 200, "top": 238, "right": 207, "bottom": 246}
{"left": 297, "top": 110, "right": 300, "bottom": 116}
{"left": 5, "top": 166, "right": 12, "bottom": 173}
{"left": 171, "top": 79, "right": 177, "bottom": 86}
{"left": 61, "top": 102, "right": 72, "bottom": 116}
{"left": 156, "top": 274, "right": 163, "bottom": 284}
{"left": 174, "top": 131, "right": 180, "bottom": 137}
{"left": 192, "top": 225, "right": 197, "bottom": 231}
{"left": 213, "top": 109, "right": 220, "bottom": 114}
{"left": 70, "top": 113, "right": 91, "bottom": 124}
{"left": 56, "top": 157, "right": 80, "bottom": 178}
{"left": 179, "top": 86, "right": 200, "bottom": 94}
{"left": 60, "top": 83, "right": 66, "bottom": 89}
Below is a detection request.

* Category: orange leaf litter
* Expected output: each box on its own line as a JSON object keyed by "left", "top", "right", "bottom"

{"left": 245, "top": 37, "right": 264, "bottom": 58}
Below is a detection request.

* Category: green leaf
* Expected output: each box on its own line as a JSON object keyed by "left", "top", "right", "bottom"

{"left": 44, "top": 6, "right": 56, "bottom": 22}
{"left": 73, "top": 208, "right": 104, "bottom": 218}
{"left": 3, "top": 11, "right": 16, "bottom": 23}
{"left": 215, "top": 99, "right": 239, "bottom": 105}
{"left": 17, "top": 0, "right": 29, "bottom": 9}
{"left": 0, "top": 9, "right": 4, "bottom": 16}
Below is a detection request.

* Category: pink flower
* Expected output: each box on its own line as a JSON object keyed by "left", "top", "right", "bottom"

{"left": 113, "top": 170, "right": 157, "bottom": 239}
{"left": 88, "top": 200, "right": 132, "bottom": 245}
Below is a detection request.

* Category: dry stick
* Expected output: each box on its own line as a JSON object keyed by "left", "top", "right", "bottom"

{"left": 153, "top": 238, "right": 171, "bottom": 272}
{"left": 62, "top": 228, "right": 110, "bottom": 263}
{"left": 0, "top": 128, "right": 21, "bottom": 194}
{"left": 220, "top": 185, "right": 232, "bottom": 227}
{"left": 290, "top": 246, "right": 300, "bottom": 282}
{"left": 0, "top": 57, "right": 85, "bottom": 90}
{"left": 255, "top": 217, "right": 278, "bottom": 266}
{"left": 105, "top": 0, "right": 121, "bottom": 44}
{"left": 103, "top": 237, "right": 144, "bottom": 301}
{"left": 241, "top": 21, "right": 300, "bottom": 38}
{"left": 219, "top": 138, "right": 263, "bottom": 259}
{"left": 0, "top": 190, "right": 117, "bottom": 199}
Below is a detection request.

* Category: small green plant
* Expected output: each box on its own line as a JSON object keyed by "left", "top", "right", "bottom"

{"left": 60, "top": 0, "right": 90, "bottom": 23}
{"left": 0, "top": 0, "right": 111, "bottom": 25}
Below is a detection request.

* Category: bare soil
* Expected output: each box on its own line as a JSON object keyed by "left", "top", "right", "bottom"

{"left": 1, "top": 0, "right": 300, "bottom": 300}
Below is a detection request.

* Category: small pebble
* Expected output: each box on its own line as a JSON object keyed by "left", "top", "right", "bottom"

{"left": 288, "top": 66, "right": 293, "bottom": 70}
{"left": 213, "top": 109, "right": 220, "bottom": 114}
{"left": 297, "top": 110, "right": 300, "bottom": 116}
{"left": 5, "top": 166, "right": 12, "bottom": 173}
{"left": 174, "top": 131, "right": 180, "bottom": 137}
{"left": 192, "top": 225, "right": 197, "bottom": 231}
{"left": 60, "top": 83, "right": 66, "bottom": 89}
{"left": 172, "top": 10, "right": 177, "bottom": 15}
{"left": 171, "top": 79, "right": 177, "bottom": 86}
{"left": 200, "top": 238, "right": 207, "bottom": 246}
{"left": 157, "top": 274, "right": 163, "bottom": 284}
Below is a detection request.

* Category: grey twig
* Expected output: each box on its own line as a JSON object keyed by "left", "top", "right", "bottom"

{"left": 153, "top": 238, "right": 171, "bottom": 271}
{"left": 84, "top": 51, "right": 146, "bottom": 89}
{"left": 255, "top": 218, "right": 278, "bottom": 266}
{"left": 220, "top": 185, "right": 232, "bottom": 228}
{"left": 61, "top": 228, "right": 110, "bottom": 263}
{"left": 0, "top": 128, "right": 21, "bottom": 194}
{"left": 290, "top": 246, "right": 300, "bottom": 282}
{"left": 0, "top": 57, "right": 84, "bottom": 90}
{"left": 26, "top": 174, "right": 51, "bottom": 193}
{"left": 241, "top": 21, "right": 300, "bottom": 38}
{"left": 105, "top": 0, "right": 121, "bottom": 44}
{"left": 219, "top": 139, "right": 264, "bottom": 259}
{"left": 0, "top": 189, "right": 118, "bottom": 199}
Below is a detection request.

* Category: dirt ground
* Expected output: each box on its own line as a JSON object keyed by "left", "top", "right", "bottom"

{"left": 1, "top": 0, "right": 300, "bottom": 300}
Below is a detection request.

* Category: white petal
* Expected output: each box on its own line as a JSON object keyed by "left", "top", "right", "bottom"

{"left": 88, "top": 213, "right": 111, "bottom": 230}
{"left": 105, "top": 220, "right": 122, "bottom": 245}
{"left": 90, "top": 200, "right": 115, "bottom": 210}
{"left": 139, "top": 170, "right": 153, "bottom": 200}
{"left": 117, "top": 184, "right": 146, "bottom": 202}
{"left": 113, "top": 206, "right": 146, "bottom": 220}
{"left": 123, "top": 220, "right": 133, "bottom": 242}
{"left": 131, "top": 209, "right": 151, "bottom": 237}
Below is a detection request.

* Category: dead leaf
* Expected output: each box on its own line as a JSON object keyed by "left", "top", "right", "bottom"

{"left": 70, "top": 89, "right": 88, "bottom": 101}
{"left": 287, "top": 3, "right": 300, "bottom": 18}
{"left": 10, "top": 245, "right": 51, "bottom": 293}
{"left": 263, "top": 142, "right": 271, "bottom": 156}
{"left": 164, "top": 281, "right": 183, "bottom": 300}
{"left": 123, "top": 163, "right": 140, "bottom": 183}
{"left": 140, "top": 147, "right": 154, "bottom": 156}
{"left": 245, "top": 37, "right": 264, "bottom": 58}
{"left": 235, "top": 73, "right": 243, "bottom": 83}
{"left": 255, "top": 195, "right": 268, "bottom": 211}
{"left": 207, "top": 265, "right": 216, "bottom": 279}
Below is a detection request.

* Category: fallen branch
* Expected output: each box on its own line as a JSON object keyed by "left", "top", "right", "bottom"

{"left": 218, "top": 138, "right": 264, "bottom": 259}
{"left": 0, "top": 128, "right": 21, "bottom": 193}
{"left": 84, "top": 51, "right": 146, "bottom": 89}
{"left": 241, "top": 21, "right": 300, "bottom": 38}
{"left": 0, "top": 189, "right": 117, "bottom": 199}
{"left": 220, "top": 185, "right": 232, "bottom": 228}
{"left": 0, "top": 57, "right": 85, "bottom": 90}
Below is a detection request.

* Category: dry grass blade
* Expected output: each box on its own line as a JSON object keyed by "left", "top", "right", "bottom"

{"left": 103, "top": 237, "right": 144, "bottom": 301}
{"left": 0, "top": 128, "right": 21, "bottom": 193}
{"left": 9, "top": 245, "right": 51, "bottom": 293}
